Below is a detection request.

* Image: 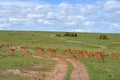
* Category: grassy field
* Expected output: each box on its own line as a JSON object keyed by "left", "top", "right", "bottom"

{"left": 65, "top": 60, "right": 73, "bottom": 80}
{"left": 0, "top": 56, "right": 57, "bottom": 80}
{"left": 75, "top": 55, "right": 120, "bottom": 80}
{"left": 0, "top": 55, "right": 57, "bottom": 80}
{"left": 0, "top": 56, "right": 56, "bottom": 71}
{"left": 0, "top": 42, "right": 57, "bottom": 80}
{"left": 0, "top": 30, "right": 120, "bottom": 51}
{"left": 0, "top": 30, "right": 120, "bottom": 80}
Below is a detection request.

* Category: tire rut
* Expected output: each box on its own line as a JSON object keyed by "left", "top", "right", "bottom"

{"left": 33, "top": 54, "right": 89, "bottom": 80}
{"left": 33, "top": 56, "right": 68, "bottom": 80}
{"left": 67, "top": 59, "right": 89, "bottom": 80}
{"left": 45, "top": 58, "right": 67, "bottom": 80}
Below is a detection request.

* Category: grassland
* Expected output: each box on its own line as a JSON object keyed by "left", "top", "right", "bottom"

{"left": 0, "top": 30, "right": 120, "bottom": 80}
{"left": 0, "top": 39, "right": 57, "bottom": 80}
{"left": 75, "top": 55, "right": 120, "bottom": 80}
{"left": 0, "top": 55, "right": 57, "bottom": 80}
{"left": 0, "top": 30, "right": 120, "bottom": 51}
{"left": 0, "top": 56, "right": 56, "bottom": 71}
{"left": 65, "top": 60, "right": 73, "bottom": 80}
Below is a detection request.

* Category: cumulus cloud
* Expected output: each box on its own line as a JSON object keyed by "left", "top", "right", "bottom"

{"left": 0, "top": 18, "right": 10, "bottom": 28}
{"left": 0, "top": 0, "right": 120, "bottom": 33}
{"left": 83, "top": 21, "right": 95, "bottom": 26}
{"left": 111, "top": 23, "right": 120, "bottom": 29}
{"left": 74, "top": 29, "right": 90, "bottom": 32}
{"left": 104, "top": 0, "right": 120, "bottom": 11}
{"left": 9, "top": 17, "right": 33, "bottom": 25}
{"left": 0, "top": 23, "right": 10, "bottom": 28}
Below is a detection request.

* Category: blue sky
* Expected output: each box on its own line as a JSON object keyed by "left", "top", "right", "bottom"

{"left": 0, "top": 0, "right": 120, "bottom": 33}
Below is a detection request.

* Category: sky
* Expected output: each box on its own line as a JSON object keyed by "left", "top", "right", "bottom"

{"left": 0, "top": 0, "right": 120, "bottom": 33}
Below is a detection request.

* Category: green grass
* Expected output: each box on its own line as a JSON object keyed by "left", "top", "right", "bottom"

{"left": 0, "top": 74, "right": 31, "bottom": 80}
{"left": 0, "top": 31, "right": 119, "bottom": 51}
{"left": 0, "top": 56, "right": 57, "bottom": 71}
{"left": 0, "top": 30, "right": 120, "bottom": 80}
{"left": 65, "top": 60, "right": 73, "bottom": 80}
{"left": 0, "top": 73, "right": 45, "bottom": 80}
{"left": 76, "top": 56, "right": 120, "bottom": 80}
{"left": 0, "top": 54, "right": 57, "bottom": 80}
{"left": 107, "top": 43, "right": 120, "bottom": 51}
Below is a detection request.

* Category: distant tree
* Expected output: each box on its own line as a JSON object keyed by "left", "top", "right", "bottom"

{"left": 74, "top": 33, "right": 77, "bottom": 37}
{"left": 32, "top": 34, "right": 34, "bottom": 36}
{"left": 64, "top": 32, "right": 77, "bottom": 37}
{"left": 8, "top": 33, "right": 13, "bottom": 35}
{"left": 56, "top": 33, "right": 61, "bottom": 37}
{"left": 99, "top": 35, "right": 108, "bottom": 39}
{"left": 64, "top": 32, "right": 69, "bottom": 36}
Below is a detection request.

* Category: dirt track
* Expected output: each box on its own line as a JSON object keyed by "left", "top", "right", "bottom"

{"left": 67, "top": 59, "right": 89, "bottom": 80}
{"left": 56, "top": 37, "right": 107, "bottom": 49}
{"left": 33, "top": 55, "right": 68, "bottom": 80}
{"left": 45, "top": 58, "right": 67, "bottom": 80}
{"left": 34, "top": 54, "right": 89, "bottom": 80}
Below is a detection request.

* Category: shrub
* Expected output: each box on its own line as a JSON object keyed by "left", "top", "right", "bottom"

{"left": 99, "top": 35, "right": 108, "bottom": 40}
{"left": 64, "top": 32, "right": 77, "bottom": 37}
{"left": 56, "top": 33, "right": 61, "bottom": 37}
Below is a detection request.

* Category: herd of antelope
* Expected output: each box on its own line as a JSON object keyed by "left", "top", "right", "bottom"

{"left": 0, "top": 44, "right": 120, "bottom": 62}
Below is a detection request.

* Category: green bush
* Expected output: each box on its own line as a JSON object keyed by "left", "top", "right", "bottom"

{"left": 99, "top": 35, "right": 108, "bottom": 40}
{"left": 64, "top": 32, "right": 77, "bottom": 37}
{"left": 56, "top": 33, "right": 61, "bottom": 37}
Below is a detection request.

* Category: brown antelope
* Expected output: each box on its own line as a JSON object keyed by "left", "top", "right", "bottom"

{"left": 0, "top": 45, "right": 2, "bottom": 48}
{"left": 63, "top": 49, "right": 73, "bottom": 55}
{"left": 95, "top": 52, "right": 105, "bottom": 62}
{"left": 20, "top": 46, "right": 28, "bottom": 50}
{"left": 117, "top": 53, "right": 120, "bottom": 60}
{"left": 83, "top": 52, "right": 92, "bottom": 62}
{"left": 2, "top": 44, "right": 10, "bottom": 48}
{"left": 9, "top": 48, "right": 16, "bottom": 55}
{"left": 111, "top": 52, "right": 117, "bottom": 57}
{"left": 77, "top": 50, "right": 84, "bottom": 57}
{"left": 22, "top": 49, "right": 32, "bottom": 55}
{"left": 35, "top": 47, "right": 44, "bottom": 53}
{"left": 47, "top": 48, "right": 57, "bottom": 55}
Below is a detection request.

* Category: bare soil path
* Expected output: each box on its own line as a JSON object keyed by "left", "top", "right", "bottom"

{"left": 33, "top": 54, "right": 68, "bottom": 80}
{"left": 6, "top": 46, "right": 90, "bottom": 80}
{"left": 67, "top": 59, "right": 89, "bottom": 80}
{"left": 34, "top": 53, "right": 89, "bottom": 80}
{"left": 56, "top": 37, "right": 107, "bottom": 49}
{"left": 45, "top": 58, "right": 67, "bottom": 80}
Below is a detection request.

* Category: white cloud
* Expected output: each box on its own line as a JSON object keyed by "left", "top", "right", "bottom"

{"left": 111, "top": 23, "right": 120, "bottom": 29}
{"left": 35, "top": 5, "right": 44, "bottom": 10}
{"left": 83, "top": 21, "right": 95, "bottom": 26}
{"left": 46, "top": 12, "right": 55, "bottom": 19}
{"left": 0, "top": 23, "right": 10, "bottom": 28}
{"left": 43, "top": 20, "right": 53, "bottom": 25}
{"left": 74, "top": 29, "right": 90, "bottom": 32}
{"left": 35, "top": 4, "right": 50, "bottom": 10}
{"left": 8, "top": 17, "right": 34, "bottom": 27}
{"left": 80, "top": 4, "right": 97, "bottom": 14}
{"left": 37, "top": 19, "right": 44, "bottom": 23}
{"left": 0, "top": 18, "right": 10, "bottom": 28}
{"left": 0, "top": 1, "right": 120, "bottom": 33}
{"left": 75, "top": 15, "right": 86, "bottom": 21}
{"left": 58, "top": 3, "right": 70, "bottom": 9}
{"left": 65, "top": 21, "right": 76, "bottom": 26}
{"left": 27, "top": 14, "right": 44, "bottom": 19}
{"left": 104, "top": 1, "right": 120, "bottom": 11}
{"left": 0, "top": 1, "right": 39, "bottom": 7}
